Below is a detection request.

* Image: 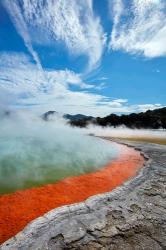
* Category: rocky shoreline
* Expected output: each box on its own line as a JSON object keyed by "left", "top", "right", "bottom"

{"left": 1, "top": 139, "right": 166, "bottom": 250}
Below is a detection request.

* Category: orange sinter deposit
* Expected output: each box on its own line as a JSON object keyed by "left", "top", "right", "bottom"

{"left": 0, "top": 143, "right": 145, "bottom": 244}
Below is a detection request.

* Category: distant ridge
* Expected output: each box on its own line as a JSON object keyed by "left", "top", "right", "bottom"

{"left": 64, "top": 113, "right": 93, "bottom": 121}
{"left": 41, "top": 111, "right": 58, "bottom": 121}
{"left": 42, "top": 107, "right": 166, "bottom": 129}
{"left": 68, "top": 107, "right": 166, "bottom": 129}
{"left": 42, "top": 111, "right": 93, "bottom": 122}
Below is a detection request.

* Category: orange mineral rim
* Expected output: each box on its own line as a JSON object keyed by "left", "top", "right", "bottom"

{"left": 0, "top": 143, "right": 144, "bottom": 244}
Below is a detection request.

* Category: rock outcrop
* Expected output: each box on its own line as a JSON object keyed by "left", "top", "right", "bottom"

{"left": 1, "top": 140, "right": 166, "bottom": 250}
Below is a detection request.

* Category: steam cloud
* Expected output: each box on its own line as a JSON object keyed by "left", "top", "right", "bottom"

{"left": 0, "top": 111, "right": 119, "bottom": 194}
{"left": 85, "top": 125, "right": 166, "bottom": 140}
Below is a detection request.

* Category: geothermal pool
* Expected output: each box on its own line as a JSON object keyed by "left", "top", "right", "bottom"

{"left": 0, "top": 116, "right": 145, "bottom": 244}
{"left": 0, "top": 119, "right": 119, "bottom": 194}
{"left": 0, "top": 141, "right": 144, "bottom": 244}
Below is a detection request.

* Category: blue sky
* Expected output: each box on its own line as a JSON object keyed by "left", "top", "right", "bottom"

{"left": 0, "top": 0, "right": 166, "bottom": 116}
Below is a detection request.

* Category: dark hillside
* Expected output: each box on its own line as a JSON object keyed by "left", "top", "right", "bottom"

{"left": 69, "top": 107, "right": 166, "bottom": 129}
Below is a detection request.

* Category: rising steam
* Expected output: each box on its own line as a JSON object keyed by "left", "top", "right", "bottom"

{"left": 85, "top": 125, "right": 166, "bottom": 140}
{"left": 0, "top": 111, "right": 119, "bottom": 194}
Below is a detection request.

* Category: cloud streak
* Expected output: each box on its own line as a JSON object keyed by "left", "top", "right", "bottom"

{"left": 3, "top": 0, "right": 106, "bottom": 71}
{"left": 1, "top": 1, "right": 165, "bottom": 115}
{"left": 3, "top": 0, "right": 42, "bottom": 70}
{"left": 109, "top": 0, "right": 166, "bottom": 58}
{"left": 0, "top": 52, "right": 162, "bottom": 116}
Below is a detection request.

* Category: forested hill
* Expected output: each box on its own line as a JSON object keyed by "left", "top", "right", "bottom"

{"left": 69, "top": 107, "right": 166, "bottom": 129}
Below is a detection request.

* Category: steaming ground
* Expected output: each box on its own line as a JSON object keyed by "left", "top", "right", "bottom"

{"left": 84, "top": 126, "right": 166, "bottom": 144}
{"left": 1, "top": 111, "right": 165, "bottom": 195}
{"left": 0, "top": 113, "right": 119, "bottom": 194}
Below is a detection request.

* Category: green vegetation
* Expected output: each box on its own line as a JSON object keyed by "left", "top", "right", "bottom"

{"left": 69, "top": 107, "right": 166, "bottom": 129}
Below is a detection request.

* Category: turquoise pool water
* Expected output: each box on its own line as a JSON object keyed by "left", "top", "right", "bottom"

{"left": 0, "top": 120, "right": 119, "bottom": 194}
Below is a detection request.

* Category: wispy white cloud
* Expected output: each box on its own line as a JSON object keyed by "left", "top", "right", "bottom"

{"left": 0, "top": 52, "right": 91, "bottom": 95}
{"left": 137, "top": 103, "right": 162, "bottom": 112}
{"left": 3, "top": 0, "right": 106, "bottom": 71}
{"left": 113, "top": 99, "right": 128, "bottom": 103}
{"left": 0, "top": 52, "right": 32, "bottom": 68}
{"left": 95, "top": 82, "right": 106, "bottom": 90}
{"left": 109, "top": 0, "right": 166, "bottom": 58}
{"left": 0, "top": 52, "right": 162, "bottom": 116}
{"left": 2, "top": 0, "right": 42, "bottom": 70}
